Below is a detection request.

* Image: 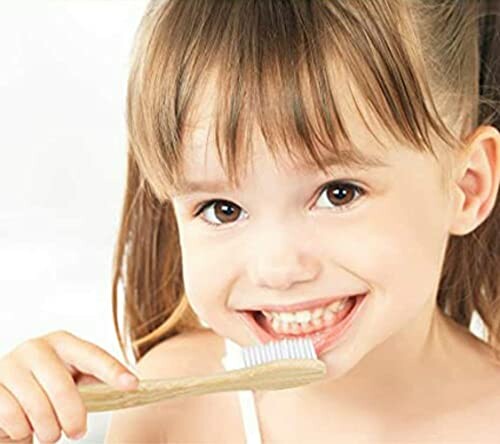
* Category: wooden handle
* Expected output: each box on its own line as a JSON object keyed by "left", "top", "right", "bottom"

{"left": 79, "top": 359, "right": 326, "bottom": 412}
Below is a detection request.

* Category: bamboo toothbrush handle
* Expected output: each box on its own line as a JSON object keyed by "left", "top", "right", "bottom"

{"left": 79, "top": 359, "right": 326, "bottom": 412}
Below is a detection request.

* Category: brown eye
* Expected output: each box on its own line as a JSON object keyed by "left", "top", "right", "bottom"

{"left": 196, "top": 200, "right": 244, "bottom": 226}
{"left": 317, "top": 182, "right": 365, "bottom": 210}
{"left": 214, "top": 201, "right": 241, "bottom": 223}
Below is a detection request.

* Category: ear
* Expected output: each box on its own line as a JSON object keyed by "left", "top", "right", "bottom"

{"left": 449, "top": 125, "right": 500, "bottom": 236}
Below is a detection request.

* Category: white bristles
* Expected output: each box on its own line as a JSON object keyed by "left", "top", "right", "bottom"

{"left": 240, "top": 337, "right": 317, "bottom": 368}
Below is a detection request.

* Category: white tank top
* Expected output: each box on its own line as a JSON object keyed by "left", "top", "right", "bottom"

{"left": 221, "top": 337, "right": 263, "bottom": 444}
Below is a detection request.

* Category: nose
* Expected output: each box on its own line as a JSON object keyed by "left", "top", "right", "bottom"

{"left": 248, "top": 234, "right": 321, "bottom": 291}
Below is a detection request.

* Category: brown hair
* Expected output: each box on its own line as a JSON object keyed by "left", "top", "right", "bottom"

{"left": 111, "top": 0, "right": 500, "bottom": 364}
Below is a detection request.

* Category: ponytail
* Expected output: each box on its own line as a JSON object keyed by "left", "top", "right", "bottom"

{"left": 478, "top": 0, "right": 500, "bottom": 129}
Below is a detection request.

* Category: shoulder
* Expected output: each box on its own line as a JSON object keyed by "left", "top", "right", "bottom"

{"left": 452, "top": 355, "right": 500, "bottom": 439}
{"left": 136, "top": 327, "right": 227, "bottom": 378}
{"left": 105, "top": 328, "right": 242, "bottom": 443}
{"left": 447, "top": 330, "right": 500, "bottom": 433}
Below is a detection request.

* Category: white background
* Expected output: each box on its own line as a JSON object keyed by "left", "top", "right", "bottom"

{"left": 0, "top": 1, "right": 488, "bottom": 443}
{"left": 0, "top": 1, "right": 148, "bottom": 442}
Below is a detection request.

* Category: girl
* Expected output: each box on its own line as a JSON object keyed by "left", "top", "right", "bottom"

{"left": 1, "top": 0, "right": 499, "bottom": 442}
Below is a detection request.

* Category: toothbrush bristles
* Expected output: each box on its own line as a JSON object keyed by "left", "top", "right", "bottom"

{"left": 241, "top": 337, "right": 317, "bottom": 367}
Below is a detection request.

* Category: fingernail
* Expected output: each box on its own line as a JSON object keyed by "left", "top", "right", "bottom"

{"left": 119, "top": 373, "right": 139, "bottom": 386}
{"left": 71, "top": 430, "right": 86, "bottom": 440}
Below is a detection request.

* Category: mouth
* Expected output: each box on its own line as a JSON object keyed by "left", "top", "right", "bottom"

{"left": 237, "top": 292, "right": 368, "bottom": 357}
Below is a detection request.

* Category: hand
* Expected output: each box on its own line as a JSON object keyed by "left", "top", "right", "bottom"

{"left": 0, "top": 330, "right": 139, "bottom": 443}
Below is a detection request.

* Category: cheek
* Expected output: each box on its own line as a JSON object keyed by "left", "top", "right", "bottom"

{"left": 319, "top": 182, "right": 450, "bottom": 371}
{"left": 333, "top": 179, "right": 449, "bottom": 323}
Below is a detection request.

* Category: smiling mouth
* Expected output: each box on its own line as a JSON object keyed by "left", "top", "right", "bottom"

{"left": 253, "top": 296, "right": 356, "bottom": 336}
{"left": 238, "top": 293, "right": 367, "bottom": 356}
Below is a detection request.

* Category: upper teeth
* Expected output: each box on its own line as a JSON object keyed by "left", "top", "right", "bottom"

{"left": 262, "top": 298, "right": 349, "bottom": 324}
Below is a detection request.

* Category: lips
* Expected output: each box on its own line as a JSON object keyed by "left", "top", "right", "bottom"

{"left": 243, "top": 292, "right": 367, "bottom": 313}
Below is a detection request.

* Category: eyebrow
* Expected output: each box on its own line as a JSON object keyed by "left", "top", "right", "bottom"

{"left": 172, "top": 151, "right": 390, "bottom": 197}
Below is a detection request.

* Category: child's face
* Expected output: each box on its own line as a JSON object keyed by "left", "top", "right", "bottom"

{"left": 170, "top": 89, "right": 456, "bottom": 379}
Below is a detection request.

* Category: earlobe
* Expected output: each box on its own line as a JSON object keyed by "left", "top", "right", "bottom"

{"left": 449, "top": 125, "right": 500, "bottom": 236}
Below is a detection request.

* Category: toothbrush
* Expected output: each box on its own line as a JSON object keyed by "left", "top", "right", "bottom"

{"left": 78, "top": 337, "right": 326, "bottom": 412}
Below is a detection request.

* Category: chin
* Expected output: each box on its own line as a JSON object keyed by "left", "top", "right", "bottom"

{"left": 317, "top": 341, "right": 362, "bottom": 381}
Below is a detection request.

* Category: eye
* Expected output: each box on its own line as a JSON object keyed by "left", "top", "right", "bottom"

{"left": 194, "top": 200, "right": 247, "bottom": 227}
{"left": 314, "top": 181, "right": 365, "bottom": 211}
{"left": 193, "top": 181, "right": 365, "bottom": 227}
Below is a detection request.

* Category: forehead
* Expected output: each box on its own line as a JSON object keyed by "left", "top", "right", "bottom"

{"left": 183, "top": 125, "right": 389, "bottom": 177}
{"left": 186, "top": 67, "right": 400, "bottom": 143}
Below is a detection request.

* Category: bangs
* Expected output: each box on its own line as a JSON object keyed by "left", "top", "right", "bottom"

{"left": 127, "top": 0, "right": 460, "bottom": 201}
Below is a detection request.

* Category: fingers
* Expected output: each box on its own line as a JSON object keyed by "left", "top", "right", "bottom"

{"left": 0, "top": 384, "right": 33, "bottom": 442}
{"left": 44, "top": 331, "right": 139, "bottom": 390}
{"left": 23, "top": 343, "right": 87, "bottom": 440}
{"left": 0, "top": 330, "right": 139, "bottom": 444}
{"left": 0, "top": 362, "right": 61, "bottom": 444}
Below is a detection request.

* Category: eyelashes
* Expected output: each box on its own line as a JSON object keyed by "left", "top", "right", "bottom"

{"left": 192, "top": 180, "right": 366, "bottom": 228}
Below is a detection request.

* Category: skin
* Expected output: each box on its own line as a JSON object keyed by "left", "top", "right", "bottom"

{"left": 169, "top": 79, "right": 500, "bottom": 439}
